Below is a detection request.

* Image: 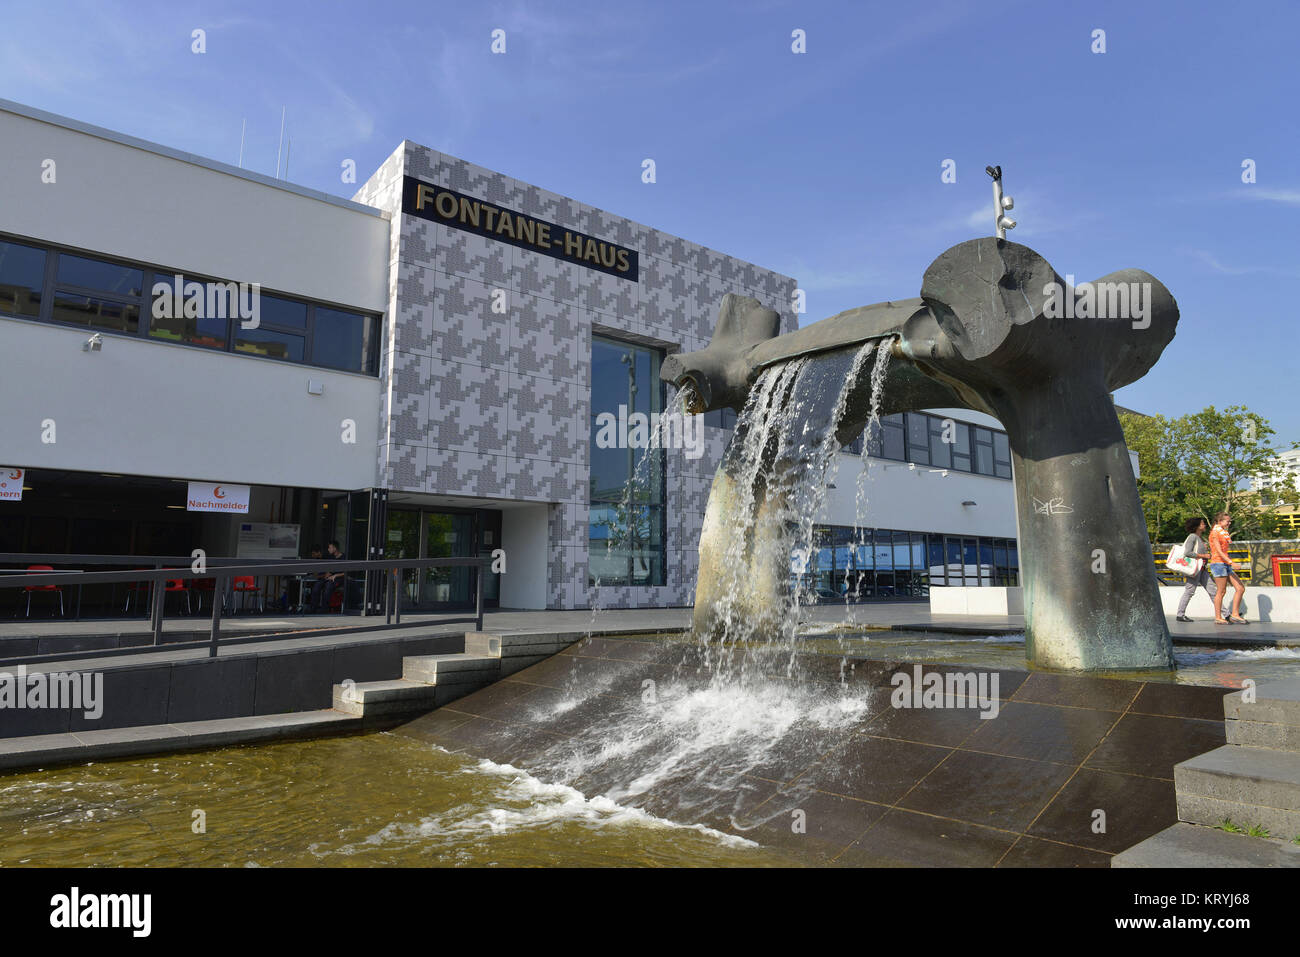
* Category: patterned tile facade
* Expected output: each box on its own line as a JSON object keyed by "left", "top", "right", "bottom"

{"left": 355, "top": 142, "right": 797, "bottom": 610}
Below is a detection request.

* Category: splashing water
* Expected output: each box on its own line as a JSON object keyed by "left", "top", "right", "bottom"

{"left": 843, "top": 342, "right": 892, "bottom": 633}
{"left": 692, "top": 338, "right": 895, "bottom": 682}
{"left": 554, "top": 339, "right": 900, "bottom": 833}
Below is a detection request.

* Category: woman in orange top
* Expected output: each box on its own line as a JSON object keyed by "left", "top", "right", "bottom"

{"left": 1208, "top": 512, "right": 1247, "bottom": 624}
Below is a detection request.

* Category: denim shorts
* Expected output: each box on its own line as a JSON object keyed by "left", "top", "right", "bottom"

{"left": 1209, "top": 562, "right": 1231, "bottom": 578}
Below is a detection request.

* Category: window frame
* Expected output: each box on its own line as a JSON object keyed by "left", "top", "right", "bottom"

{"left": 0, "top": 232, "right": 382, "bottom": 377}
{"left": 588, "top": 334, "right": 669, "bottom": 587}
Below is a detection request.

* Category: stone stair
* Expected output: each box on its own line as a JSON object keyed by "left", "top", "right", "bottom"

{"left": 331, "top": 630, "right": 575, "bottom": 719}
{"left": 1113, "top": 678, "right": 1300, "bottom": 867}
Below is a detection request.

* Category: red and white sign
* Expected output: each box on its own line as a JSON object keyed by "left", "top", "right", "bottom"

{"left": 186, "top": 482, "right": 251, "bottom": 513}
{"left": 0, "top": 468, "right": 23, "bottom": 502}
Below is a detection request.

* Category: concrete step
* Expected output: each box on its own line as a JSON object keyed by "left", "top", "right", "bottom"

{"left": 402, "top": 652, "right": 500, "bottom": 685}
{"left": 0, "top": 710, "right": 367, "bottom": 772}
{"left": 465, "top": 631, "right": 579, "bottom": 658}
{"left": 1175, "top": 745, "right": 1300, "bottom": 838}
{"left": 1224, "top": 678, "right": 1300, "bottom": 752}
{"left": 1226, "top": 719, "right": 1300, "bottom": 752}
{"left": 1113, "top": 823, "right": 1300, "bottom": 868}
{"left": 332, "top": 678, "right": 438, "bottom": 717}
{"left": 464, "top": 632, "right": 502, "bottom": 657}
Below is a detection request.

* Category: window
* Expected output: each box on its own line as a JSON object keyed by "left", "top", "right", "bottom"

{"left": 313, "top": 307, "right": 376, "bottom": 373}
{"left": 905, "top": 413, "right": 930, "bottom": 465}
{"left": 235, "top": 295, "right": 306, "bottom": 360}
{"left": 50, "top": 293, "right": 139, "bottom": 333}
{"left": 973, "top": 426, "right": 996, "bottom": 475}
{"left": 800, "top": 526, "right": 1021, "bottom": 600}
{"left": 589, "top": 336, "right": 666, "bottom": 586}
{"left": 928, "top": 416, "right": 952, "bottom": 469}
{"left": 950, "top": 421, "right": 972, "bottom": 472}
{"left": 148, "top": 277, "right": 230, "bottom": 349}
{"left": 858, "top": 409, "right": 1009, "bottom": 479}
{"left": 865, "top": 413, "right": 906, "bottom": 460}
{"left": 57, "top": 254, "right": 143, "bottom": 297}
{"left": 0, "top": 240, "right": 45, "bottom": 318}
{"left": 993, "top": 431, "right": 1012, "bottom": 479}
{"left": 235, "top": 327, "right": 306, "bottom": 362}
{"left": 52, "top": 252, "right": 143, "bottom": 334}
{"left": 0, "top": 236, "right": 382, "bottom": 375}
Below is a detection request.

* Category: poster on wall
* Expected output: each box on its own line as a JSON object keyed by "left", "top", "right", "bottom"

{"left": 187, "top": 482, "right": 251, "bottom": 513}
{"left": 0, "top": 468, "right": 23, "bottom": 502}
{"left": 237, "top": 523, "right": 301, "bottom": 559}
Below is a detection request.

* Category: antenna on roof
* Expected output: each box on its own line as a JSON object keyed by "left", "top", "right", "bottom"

{"left": 275, "top": 106, "right": 286, "bottom": 178}
{"left": 238, "top": 118, "right": 246, "bottom": 169}
{"left": 285, "top": 136, "right": 291, "bottom": 180}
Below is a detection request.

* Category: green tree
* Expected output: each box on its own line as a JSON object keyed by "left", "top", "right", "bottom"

{"left": 1118, "top": 411, "right": 1184, "bottom": 541}
{"left": 1119, "top": 405, "right": 1298, "bottom": 542}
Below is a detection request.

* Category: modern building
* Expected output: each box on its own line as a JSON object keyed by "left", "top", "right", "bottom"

{"left": 1251, "top": 448, "right": 1300, "bottom": 501}
{"left": 0, "top": 97, "right": 1026, "bottom": 616}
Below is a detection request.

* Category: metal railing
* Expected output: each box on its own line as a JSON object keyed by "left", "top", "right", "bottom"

{"left": 0, "top": 554, "right": 490, "bottom": 661}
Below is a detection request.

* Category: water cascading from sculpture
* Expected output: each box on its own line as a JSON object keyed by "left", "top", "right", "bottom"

{"left": 661, "top": 238, "right": 1178, "bottom": 673}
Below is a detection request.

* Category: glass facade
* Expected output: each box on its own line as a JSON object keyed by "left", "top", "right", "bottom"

{"left": 0, "top": 235, "right": 381, "bottom": 375}
{"left": 589, "top": 335, "right": 666, "bottom": 586}
{"left": 799, "top": 525, "right": 1019, "bottom": 601}
{"left": 845, "top": 411, "right": 1013, "bottom": 479}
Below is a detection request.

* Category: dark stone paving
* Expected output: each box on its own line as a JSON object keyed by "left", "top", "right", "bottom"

{"left": 392, "top": 634, "right": 1233, "bottom": 868}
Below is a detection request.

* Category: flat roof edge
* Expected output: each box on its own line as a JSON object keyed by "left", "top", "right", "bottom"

{"left": 0, "top": 98, "right": 385, "bottom": 219}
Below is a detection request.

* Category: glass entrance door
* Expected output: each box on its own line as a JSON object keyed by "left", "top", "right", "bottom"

{"left": 421, "top": 512, "right": 474, "bottom": 606}
{"left": 386, "top": 508, "right": 422, "bottom": 606}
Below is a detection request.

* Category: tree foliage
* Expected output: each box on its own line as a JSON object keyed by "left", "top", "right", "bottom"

{"left": 1118, "top": 405, "right": 1298, "bottom": 542}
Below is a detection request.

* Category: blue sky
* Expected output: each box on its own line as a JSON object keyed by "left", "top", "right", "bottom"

{"left": 2, "top": 0, "right": 1296, "bottom": 445}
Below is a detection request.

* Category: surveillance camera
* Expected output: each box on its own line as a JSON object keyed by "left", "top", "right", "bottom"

{"left": 998, "top": 215, "right": 1017, "bottom": 230}
{"left": 985, "top": 165, "right": 1001, "bottom": 180}
{"left": 1001, "top": 195, "right": 1014, "bottom": 210}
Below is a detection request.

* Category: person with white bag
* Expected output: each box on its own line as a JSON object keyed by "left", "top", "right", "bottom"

{"left": 1174, "top": 517, "right": 1215, "bottom": 622}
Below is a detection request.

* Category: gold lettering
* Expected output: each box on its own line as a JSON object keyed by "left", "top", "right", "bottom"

{"left": 482, "top": 206, "right": 499, "bottom": 231}
{"left": 516, "top": 216, "right": 535, "bottom": 245}
{"left": 584, "top": 238, "right": 600, "bottom": 263}
{"left": 434, "top": 191, "right": 458, "bottom": 218}
{"left": 536, "top": 224, "right": 551, "bottom": 247}
{"left": 459, "top": 197, "right": 480, "bottom": 227}
{"left": 599, "top": 243, "right": 616, "bottom": 268}
{"left": 616, "top": 249, "right": 630, "bottom": 272}
{"left": 416, "top": 183, "right": 436, "bottom": 211}
{"left": 564, "top": 232, "right": 582, "bottom": 257}
{"left": 496, "top": 212, "right": 515, "bottom": 238}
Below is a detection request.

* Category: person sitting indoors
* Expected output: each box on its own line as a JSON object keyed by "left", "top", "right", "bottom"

{"left": 310, "top": 540, "right": 346, "bottom": 613}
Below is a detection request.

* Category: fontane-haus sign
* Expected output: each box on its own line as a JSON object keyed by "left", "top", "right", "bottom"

{"left": 402, "top": 176, "right": 639, "bottom": 281}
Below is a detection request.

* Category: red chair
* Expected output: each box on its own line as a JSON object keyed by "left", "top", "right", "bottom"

{"left": 191, "top": 577, "right": 217, "bottom": 613}
{"left": 164, "top": 578, "right": 191, "bottom": 615}
{"left": 24, "top": 565, "right": 64, "bottom": 618}
{"left": 328, "top": 586, "right": 344, "bottom": 613}
{"left": 232, "top": 576, "right": 263, "bottom": 614}
{"left": 124, "top": 570, "right": 152, "bottom": 614}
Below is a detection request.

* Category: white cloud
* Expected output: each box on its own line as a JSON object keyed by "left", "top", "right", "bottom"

{"left": 1239, "top": 188, "right": 1300, "bottom": 206}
